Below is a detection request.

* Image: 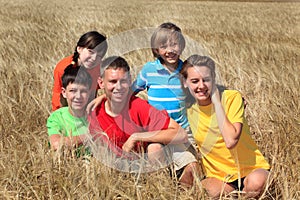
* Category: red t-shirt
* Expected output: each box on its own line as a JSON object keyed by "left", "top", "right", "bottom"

{"left": 51, "top": 55, "right": 100, "bottom": 111}
{"left": 88, "top": 96, "right": 170, "bottom": 157}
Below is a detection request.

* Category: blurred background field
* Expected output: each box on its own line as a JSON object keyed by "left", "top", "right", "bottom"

{"left": 0, "top": 0, "right": 299, "bottom": 199}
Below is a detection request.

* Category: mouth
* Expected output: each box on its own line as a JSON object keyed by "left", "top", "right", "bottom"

{"left": 196, "top": 90, "right": 208, "bottom": 97}
{"left": 112, "top": 92, "right": 126, "bottom": 99}
{"left": 73, "top": 101, "right": 84, "bottom": 106}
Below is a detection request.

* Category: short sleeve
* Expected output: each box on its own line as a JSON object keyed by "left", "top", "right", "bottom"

{"left": 223, "top": 90, "right": 244, "bottom": 124}
{"left": 135, "top": 65, "right": 147, "bottom": 90}
{"left": 47, "top": 112, "right": 62, "bottom": 136}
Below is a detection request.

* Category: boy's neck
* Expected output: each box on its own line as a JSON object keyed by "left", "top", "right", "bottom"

{"left": 104, "top": 100, "right": 124, "bottom": 117}
{"left": 160, "top": 58, "right": 179, "bottom": 73}
{"left": 69, "top": 107, "right": 86, "bottom": 118}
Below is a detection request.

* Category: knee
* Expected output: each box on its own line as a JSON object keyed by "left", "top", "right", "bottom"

{"left": 244, "top": 169, "right": 269, "bottom": 195}
{"left": 147, "top": 143, "right": 163, "bottom": 153}
{"left": 184, "top": 162, "right": 200, "bottom": 175}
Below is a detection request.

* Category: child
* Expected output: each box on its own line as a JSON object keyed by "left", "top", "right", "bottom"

{"left": 134, "top": 22, "right": 199, "bottom": 184}
{"left": 180, "top": 54, "right": 270, "bottom": 198}
{"left": 134, "top": 22, "right": 191, "bottom": 140}
{"left": 52, "top": 31, "right": 107, "bottom": 111}
{"left": 47, "top": 65, "right": 92, "bottom": 153}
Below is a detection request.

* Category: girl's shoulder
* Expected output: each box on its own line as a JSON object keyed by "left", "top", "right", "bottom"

{"left": 54, "top": 55, "right": 73, "bottom": 72}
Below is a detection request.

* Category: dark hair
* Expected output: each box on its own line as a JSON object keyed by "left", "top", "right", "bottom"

{"left": 62, "top": 65, "right": 92, "bottom": 89}
{"left": 68, "top": 31, "right": 108, "bottom": 68}
{"left": 180, "top": 55, "right": 216, "bottom": 107}
{"left": 150, "top": 22, "right": 186, "bottom": 58}
{"left": 60, "top": 65, "right": 92, "bottom": 107}
{"left": 100, "top": 56, "right": 130, "bottom": 77}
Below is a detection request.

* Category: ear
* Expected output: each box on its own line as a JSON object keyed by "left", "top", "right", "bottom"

{"left": 97, "top": 77, "right": 104, "bottom": 89}
{"left": 153, "top": 48, "right": 159, "bottom": 56}
{"left": 61, "top": 87, "right": 67, "bottom": 98}
{"left": 183, "top": 80, "right": 188, "bottom": 89}
{"left": 77, "top": 46, "right": 83, "bottom": 54}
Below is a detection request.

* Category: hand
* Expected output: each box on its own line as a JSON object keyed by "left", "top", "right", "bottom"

{"left": 122, "top": 135, "right": 137, "bottom": 153}
{"left": 211, "top": 85, "right": 221, "bottom": 105}
{"left": 86, "top": 94, "right": 106, "bottom": 114}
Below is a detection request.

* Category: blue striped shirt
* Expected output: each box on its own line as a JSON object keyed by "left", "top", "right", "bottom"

{"left": 134, "top": 59, "right": 189, "bottom": 128}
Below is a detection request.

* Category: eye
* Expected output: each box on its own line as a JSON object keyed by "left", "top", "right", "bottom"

{"left": 203, "top": 78, "right": 211, "bottom": 82}
{"left": 190, "top": 79, "right": 199, "bottom": 84}
{"left": 159, "top": 45, "right": 167, "bottom": 49}
{"left": 170, "top": 42, "right": 177, "bottom": 47}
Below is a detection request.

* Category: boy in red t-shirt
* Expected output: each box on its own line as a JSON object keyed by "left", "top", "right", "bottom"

{"left": 89, "top": 56, "right": 201, "bottom": 186}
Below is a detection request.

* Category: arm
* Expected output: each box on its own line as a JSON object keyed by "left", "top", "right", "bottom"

{"left": 122, "top": 118, "right": 188, "bottom": 152}
{"left": 52, "top": 67, "right": 63, "bottom": 111}
{"left": 211, "top": 87, "right": 243, "bottom": 149}
{"left": 86, "top": 93, "right": 106, "bottom": 114}
{"left": 49, "top": 134, "right": 87, "bottom": 151}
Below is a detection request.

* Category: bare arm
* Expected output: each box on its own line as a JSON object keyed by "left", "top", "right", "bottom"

{"left": 49, "top": 134, "right": 87, "bottom": 151}
{"left": 86, "top": 93, "right": 106, "bottom": 114}
{"left": 122, "top": 118, "right": 188, "bottom": 152}
{"left": 211, "top": 87, "right": 243, "bottom": 149}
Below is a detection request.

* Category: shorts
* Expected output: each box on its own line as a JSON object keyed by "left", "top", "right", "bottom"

{"left": 166, "top": 142, "right": 198, "bottom": 172}
{"left": 228, "top": 177, "right": 245, "bottom": 191}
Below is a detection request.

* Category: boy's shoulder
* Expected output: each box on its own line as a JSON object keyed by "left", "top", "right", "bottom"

{"left": 142, "top": 59, "right": 165, "bottom": 70}
{"left": 49, "top": 107, "right": 70, "bottom": 118}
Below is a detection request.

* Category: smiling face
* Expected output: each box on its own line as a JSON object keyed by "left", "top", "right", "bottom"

{"left": 62, "top": 82, "right": 91, "bottom": 116}
{"left": 156, "top": 37, "right": 182, "bottom": 68}
{"left": 99, "top": 68, "right": 131, "bottom": 106}
{"left": 77, "top": 47, "right": 102, "bottom": 69}
{"left": 184, "top": 65, "right": 214, "bottom": 106}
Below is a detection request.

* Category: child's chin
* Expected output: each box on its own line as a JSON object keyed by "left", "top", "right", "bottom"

{"left": 72, "top": 105, "right": 85, "bottom": 111}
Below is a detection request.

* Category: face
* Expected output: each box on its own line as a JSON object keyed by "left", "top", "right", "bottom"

{"left": 77, "top": 47, "right": 102, "bottom": 69}
{"left": 184, "top": 66, "right": 214, "bottom": 106}
{"left": 98, "top": 68, "right": 131, "bottom": 104}
{"left": 62, "top": 82, "right": 91, "bottom": 115}
{"left": 156, "top": 38, "right": 181, "bottom": 67}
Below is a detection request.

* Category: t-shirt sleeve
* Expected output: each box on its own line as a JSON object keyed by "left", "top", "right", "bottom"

{"left": 134, "top": 98, "right": 170, "bottom": 131}
{"left": 47, "top": 112, "right": 62, "bottom": 136}
{"left": 223, "top": 91, "right": 244, "bottom": 124}
{"left": 52, "top": 64, "right": 64, "bottom": 111}
{"left": 134, "top": 65, "right": 147, "bottom": 91}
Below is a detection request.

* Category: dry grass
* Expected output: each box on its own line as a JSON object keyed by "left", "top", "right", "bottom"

{"left": 0, "top": 0, "right": 299, "bottom": 199}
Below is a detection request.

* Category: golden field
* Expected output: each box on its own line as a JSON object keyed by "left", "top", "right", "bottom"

{"left": 0, "top": 0, "right": 299, "bottom": 199}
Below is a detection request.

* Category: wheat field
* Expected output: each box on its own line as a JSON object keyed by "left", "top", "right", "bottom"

{"left": 0, "top": 0, "right": 299, "bottom": 199}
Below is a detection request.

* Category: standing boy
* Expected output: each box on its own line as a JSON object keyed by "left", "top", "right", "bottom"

{"left": 134, "top": 22, "right": 199, "bottom": 184}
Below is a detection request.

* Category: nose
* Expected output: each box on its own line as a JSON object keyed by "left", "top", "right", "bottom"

{"left": 115, "top": 80, "right": 122, "bottom": 90}
{"left": 166, "top": 45, "right": 174, "bottom": 53}
{"left": 198, "top": 80, "right": 205, "bottom": 89}
{"left": 90, "top": 52, "right": 97, "bottom": 61}
{"left": 74, "top": 90, "right": 81, "bottom": 99}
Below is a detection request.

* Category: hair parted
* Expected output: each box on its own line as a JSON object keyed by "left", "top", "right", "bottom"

{"left": 150, "top": 22, "right": 186, "bottom": 58}
{"left": 100, "top": 56, "right": 130, "bottom": 77}
{"left": 181, "top": 54, "right": 216, "bottom": 80}
{"left": 68, "top": 31, "right": 108, "bottom": 68}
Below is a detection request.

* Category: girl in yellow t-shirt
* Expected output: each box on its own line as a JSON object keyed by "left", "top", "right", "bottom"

{"left": 180, "top": 54, "right": 270, "bottom": 198}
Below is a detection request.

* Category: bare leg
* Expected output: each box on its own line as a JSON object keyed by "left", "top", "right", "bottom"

{"left": 243, "top": 168, "right": 269, "bottom": 199}
{"left": 201, "top": 177, "right": 235, "bottom": 198}
{"left": 147, "top": 143, "right": 165, "bottom": 170}
{"left": 178, "top": 162, "right": 202, "bottom": 187}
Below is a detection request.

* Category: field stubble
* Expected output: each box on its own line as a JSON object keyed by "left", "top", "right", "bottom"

{"left": 0, "top": 0, "right": 299, "bottom": 199}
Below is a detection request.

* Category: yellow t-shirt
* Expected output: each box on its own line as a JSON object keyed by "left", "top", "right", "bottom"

{"left": 187, "top": 90, "right": 270, "bottom": 182}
